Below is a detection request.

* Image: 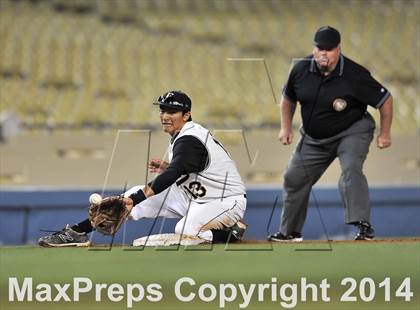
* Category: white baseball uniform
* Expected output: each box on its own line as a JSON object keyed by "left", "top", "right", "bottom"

{"left": 125, "top": 121, "right": 246, "bottom": 241}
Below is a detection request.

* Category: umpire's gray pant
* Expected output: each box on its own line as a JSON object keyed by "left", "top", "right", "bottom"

{"left": 280, "top": 113, "right": 375, "bottom": 235}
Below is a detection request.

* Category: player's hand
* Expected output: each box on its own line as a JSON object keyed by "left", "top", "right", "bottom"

{"left": 148, "top": 159, "right": 169, "bottom": 173}
{"left": 122, "top": 197, "right": 134, "bottom": 212}
{"left": 278, "top": 128, "right": 294, "bottom": 145}
{"left": 376, "top": 133, "right": 391, "bottom": 149}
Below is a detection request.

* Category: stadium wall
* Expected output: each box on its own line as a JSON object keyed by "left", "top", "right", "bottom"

{"left": 0, "top": 187, "right": 419, "bottom": 245}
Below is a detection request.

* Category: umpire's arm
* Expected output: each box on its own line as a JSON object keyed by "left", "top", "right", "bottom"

{"left": 278, "top": 96, "right": 297, "bottom": 145}
{"left": 377, "top": 95, "right": 393, "bottom": 149}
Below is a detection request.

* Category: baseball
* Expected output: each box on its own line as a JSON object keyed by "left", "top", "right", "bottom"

{"left": 89, "top": 193, "right": 102, "bottom": 205}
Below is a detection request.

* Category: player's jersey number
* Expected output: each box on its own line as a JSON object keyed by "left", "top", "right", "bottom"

{"left": 177, "top": 174, "right": 207, "bottom": 199}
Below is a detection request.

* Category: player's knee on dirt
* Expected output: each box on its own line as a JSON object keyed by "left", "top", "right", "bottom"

{"left": 175, "top": 219, "right": 212, "bottom": 241}
{"left": 174, "top": 218, "right": 200, "bottom": 236}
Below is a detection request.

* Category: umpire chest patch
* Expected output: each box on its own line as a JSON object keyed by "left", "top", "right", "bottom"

{"left": 332, "top": 98, "right": 347, "bottom": 112}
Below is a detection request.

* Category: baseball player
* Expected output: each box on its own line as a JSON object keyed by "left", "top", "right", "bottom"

{"left": 38, "top": 91, "right": 247, "bottom": 247}
{"left": 268, "top": 26, "right": 393, "bottom": 242}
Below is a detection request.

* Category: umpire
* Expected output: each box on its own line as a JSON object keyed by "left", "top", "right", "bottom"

{"left": 268, "top": 26, "right": 393, "bottom": 241}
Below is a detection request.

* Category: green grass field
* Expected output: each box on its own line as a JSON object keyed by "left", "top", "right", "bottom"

{"left": 1, "top": 241, "right": 419, "bottom": 310}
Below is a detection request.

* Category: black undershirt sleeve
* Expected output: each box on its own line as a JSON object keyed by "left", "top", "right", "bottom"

{"left": 149, "top": 135, "right": 208, "bottom": 195}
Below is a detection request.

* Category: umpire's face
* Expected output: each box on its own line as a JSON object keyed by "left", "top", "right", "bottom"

{"left": 160, "top": 107, "right": 191, "bottom": 136}
{"left": 313, "top": 45, "right": 341, "bottom": 73}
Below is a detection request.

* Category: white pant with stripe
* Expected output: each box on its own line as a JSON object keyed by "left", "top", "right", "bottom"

{"left": 124, "top": 184, "right": 246, "bottom": 241}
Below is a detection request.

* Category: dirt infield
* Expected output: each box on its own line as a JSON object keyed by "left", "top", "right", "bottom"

{"left": 242, "top": 237, "right": 420, "bottom": 244}
{"left": 52, "top": 237, "right": 420, "bottom": 248}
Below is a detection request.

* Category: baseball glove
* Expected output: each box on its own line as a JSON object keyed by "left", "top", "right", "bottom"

{"left": 88, "top": 196, "right": 130, "bottom": 235}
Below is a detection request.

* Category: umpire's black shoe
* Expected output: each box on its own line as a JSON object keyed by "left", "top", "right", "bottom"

{"left": 38, "top": 225, "right": 90, "bottom": 247}
{"left": 354, "top": 221, "right": 375, "bottom": 240}
{"left": 267, "top": 231, "right": 303, "bottom": 242}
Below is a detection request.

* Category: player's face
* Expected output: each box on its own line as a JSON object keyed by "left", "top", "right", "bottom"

{"left": 160, "top": 108, "right": 191, "bottom": 136}
{"left": 313, "top": 45, "right": 341, "bottom": 73}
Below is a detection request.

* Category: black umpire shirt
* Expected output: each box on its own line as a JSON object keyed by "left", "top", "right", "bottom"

{"left": 283, "top": 54, "right": 391, "bottom": 139}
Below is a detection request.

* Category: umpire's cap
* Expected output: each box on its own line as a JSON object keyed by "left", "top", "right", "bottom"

{"left": 313, "top": 26, "right": 341, "bottom": 50}
{"left": 153, "top": 91, "right": 192, "bottom": 111}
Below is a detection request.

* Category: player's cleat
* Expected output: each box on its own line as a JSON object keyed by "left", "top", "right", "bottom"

{"left": 267, "top": 231, "right": 303, "bottom": 242}
{"left": 354, "top": 221, "right": 375, "bottom": 240}
{"left": 211, "top": 220, "right": 248, "bottom": 243}
{"left": 38, "top": 225, "right": 90, "bottom": 247}
{"left": 229, "top": 220, "right": 247, "bottom": 241}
